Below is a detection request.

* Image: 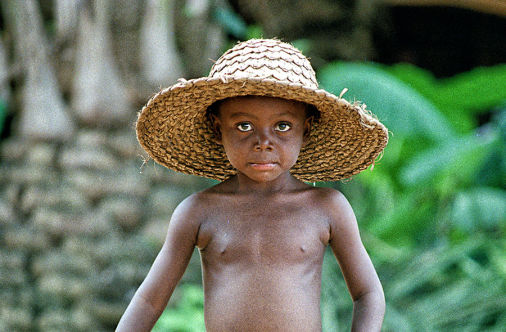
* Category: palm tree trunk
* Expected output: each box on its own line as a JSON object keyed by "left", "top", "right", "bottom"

{"left": 72, "top": 0, "right": 132, "bottom": 127}
{"left": 141, "top": 0, "right": 185, "bottom": 87}
{"left": 3, "top": 0, "right": 75, "bottom": 140}
{"left": 176, "top": 0, "right": 225, "bottom": 76}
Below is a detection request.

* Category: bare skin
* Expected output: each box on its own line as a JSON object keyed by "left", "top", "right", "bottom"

{"left": 116, "top": 96, "right": 385, "bottom": 331}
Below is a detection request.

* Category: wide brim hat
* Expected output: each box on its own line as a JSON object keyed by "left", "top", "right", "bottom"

{"left": 136, "top": 39, "right": 388, "bottom": 182}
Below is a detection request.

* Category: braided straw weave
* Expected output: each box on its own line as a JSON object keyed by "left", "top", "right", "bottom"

{"left": 136, "top": 39, "right": 388, "bottom": 182}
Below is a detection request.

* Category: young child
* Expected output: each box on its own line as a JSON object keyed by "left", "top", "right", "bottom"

{"left": 117, "top": 39, "right": 388, "bottom": 331}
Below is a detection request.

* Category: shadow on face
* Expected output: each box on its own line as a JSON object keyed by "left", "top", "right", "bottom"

{"left": 206, "top": 95, "right": 319, "bottom": 139}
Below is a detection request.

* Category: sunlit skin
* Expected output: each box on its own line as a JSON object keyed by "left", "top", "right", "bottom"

{"left": 116, "top": 96, "right": 385, "bottom": 331}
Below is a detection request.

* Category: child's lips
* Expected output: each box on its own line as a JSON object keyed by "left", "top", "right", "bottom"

{"left": 248, "top": 162, "right": 277, "bottom": 170}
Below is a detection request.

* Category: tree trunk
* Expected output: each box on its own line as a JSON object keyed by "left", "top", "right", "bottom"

{"left": 140, "top": 0, "right": 185, "bottom": 87}
{"left": 72, "top": 0, "right": 132, "bottom": 127}
{"left": 55, "top": 0, "right": 80, "bottom": 42}
{"left": 176, "top": 0, "right": 226, "bottom": 76}
{"left": 0, "top": 37, "right": 10, "bottom": 136}
{"left": 3, "top": 0, "right": 75, "bottom": 141}
{"left": 0, "top": 37, "right": 10, "bottom": 104}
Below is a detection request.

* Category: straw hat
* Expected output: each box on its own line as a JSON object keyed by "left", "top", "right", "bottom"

{"left": 136, "top": 39, "right": 388, "bottom": 182}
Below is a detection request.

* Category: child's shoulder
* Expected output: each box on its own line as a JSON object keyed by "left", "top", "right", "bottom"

{"left": 175, "top": 188, "right": 218, "bottom": 212}
{"left": 302, "top": 185, "right": 355, "bottom": 222}
{"left": 173, "top": 182, "right": 231, "bottom": 215}
{"left": 305, "top": 185, "right": 350, "bottom": 206}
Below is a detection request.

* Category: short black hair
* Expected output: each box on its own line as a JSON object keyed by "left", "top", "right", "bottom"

{"left": 206, "top": 97, "right": 320, "bottom": 121}
{"left": 207, "top": 99, "right": 224, "bottom": 118}
{"left": 305, "top": 103, "right": 320, "bottom": 122}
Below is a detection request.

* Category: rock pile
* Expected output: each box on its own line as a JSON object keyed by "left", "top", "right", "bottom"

{"left": 0, "top": 127, "right": 211, "bottom": 331}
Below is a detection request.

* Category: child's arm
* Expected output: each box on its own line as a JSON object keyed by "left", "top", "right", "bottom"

{"left": 326, "top": 190, "right": 385, "bottom": 332}
{"left": 116, "top": 195, "right": 202, "bottom": 331}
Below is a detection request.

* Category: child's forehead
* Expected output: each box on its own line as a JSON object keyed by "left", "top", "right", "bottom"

{"left": 219, "top": 96, "right": 307, "bottom": 115}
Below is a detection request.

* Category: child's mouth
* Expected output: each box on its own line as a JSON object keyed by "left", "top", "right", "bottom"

{"left": 249, "top": 162, "right": 277, "bottom": 170}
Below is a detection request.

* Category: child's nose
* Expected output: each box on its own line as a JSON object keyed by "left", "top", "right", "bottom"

{"left": 254, "top": 130, "right": 273, "bottom": 151}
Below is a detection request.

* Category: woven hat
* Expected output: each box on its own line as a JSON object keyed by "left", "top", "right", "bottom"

{"left": 136, "top": 39, "right": 388, "bottom": 182}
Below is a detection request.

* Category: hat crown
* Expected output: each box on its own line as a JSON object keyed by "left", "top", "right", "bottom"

{"left": 209, "top": 39, "right": 318, "bottom": 89}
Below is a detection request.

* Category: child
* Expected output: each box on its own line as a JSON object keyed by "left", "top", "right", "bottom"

{"left": 117, "top": 39, "right": 388, "bottom": 331}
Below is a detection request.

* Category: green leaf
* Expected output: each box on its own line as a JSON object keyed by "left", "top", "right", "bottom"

{"left": 291, "top": 39, "right": 311, "bottom": 54}
{"left": 0, "top": 99, "right": 6, "bottom": 136}
{"left": 387, "top": 63, "right": 475, "bottom": 133}
{"left": 385, "top": 239, "right": 482, "bottom": 300}
{"left": 213, "top": 7, "right": 247, "bottom": 39}
{"left": 367, "top": 188, "right": 432, "bottom": 245}
{"left": 153, "top": 284, "right": 205, "bottom": 332}
{"left": 318, "top": 62, "right": 456, "bottom": 142}
{"left": 387, "top": 63, "right": 437, "bottom": 99}
{"left": 451, "top": 187, "right": 506, "bottom": 232}
{"left": 436, "top": 64, "right": 506, "bottom": 116}
{"left": 386, "top": 63, "right": 506, "bottom": 134}
{"left": 399, "top": 130, "right": 498, "bottom": 186}
{"left": 476, "top": 110, "right": 506, "bottom": 187}
{"left": 246, "top": 25, "right": 263, "bottom": 39}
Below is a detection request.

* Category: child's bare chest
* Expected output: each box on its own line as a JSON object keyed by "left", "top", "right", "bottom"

{"left": 197, "top": 200, "right": 329, "bottom": 265}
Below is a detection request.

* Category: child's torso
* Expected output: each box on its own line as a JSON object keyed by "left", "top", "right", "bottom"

{"left": 195, "top": 190, "right": 330, "bottom": 331}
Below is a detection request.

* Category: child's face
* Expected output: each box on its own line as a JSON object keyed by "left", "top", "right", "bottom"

{"left": 211, "top": 96, "right": 312, "bottom": 183}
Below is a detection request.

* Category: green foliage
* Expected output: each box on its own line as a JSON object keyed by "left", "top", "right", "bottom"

{"left": 246, "top": 25, "right": 263, "bottom": 39}
{"left": 0, "top": 99, "right": 6, "bottom": 137}
{"left": 319, "top": 62, "right": 456, "bottom": 142}
{"left": 383, "top": 238, "right": 506, "bottom": 332}
{"left": 213, "top": 6, "right": 263, "bottom": 41}
{"left": 152, "top": 284, "right": 205, "bottom": 332}
{"left": 213, "top": 7, "right": 248, "bottom": 39}
{"left": 291, "top": 39, "right": 312, "bottom": 54}
{"left": 398, "top": 130, "right": 498, "bottom": 186}
{"left": 451, "top": 187, "right": 506, "bottom": 232}
{"left": 387, "top": 63, "right": 506, "bottom": 133}
{"left": 323, "top": 237, "right": 506, "bottom": 331}
{"left": 318, "top": 61, "right": 505, "bottom": 331}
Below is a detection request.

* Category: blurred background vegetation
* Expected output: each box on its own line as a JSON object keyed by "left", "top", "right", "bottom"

{"left": 0, "top": 0, "right": 504, "bottom": 331}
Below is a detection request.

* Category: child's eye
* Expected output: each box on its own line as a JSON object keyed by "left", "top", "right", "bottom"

{"left": 275, "top": 122, "right": 291, "bottom": 132}
{"left": 237, "top": 123, "right": 252, "bottom": 132}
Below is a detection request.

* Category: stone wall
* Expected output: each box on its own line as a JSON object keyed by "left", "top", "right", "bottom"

{"left": 0, "top": 127, "right": 210, "bottom": 331}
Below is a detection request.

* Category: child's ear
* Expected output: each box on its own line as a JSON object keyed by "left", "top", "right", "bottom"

{"left": 302, "top": 116, "right": 313, "bottom": 146}
{"left": 209, "top": 113, "right": 222, "bottom": 144}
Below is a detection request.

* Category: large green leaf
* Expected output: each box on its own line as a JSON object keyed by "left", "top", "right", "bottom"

{"left": 366, "top": 188, "right": 433, "bottom": 245}
{"left": 318, "top": 62, "right": 455, "bottom": 142}
{"left": 399, "top": 129, "right": 498, "bottom": 186}
{"left": 436, "top": 64, "right": 506, "bottom": 116}
{"left": 0, "top": 99, "right": 6, "bottom": 136}
{"left": 476, "top": 110, "right": 506, "bottom": 188}
{"left": 387, "top": 63, "right": 474, "bottom": 133}
{"left": 387, "top": 63, "right": 506, "bottom": 133}
{"left": 385, "top": 239, "right": 481, "bottom": 300}
{"left": 213, "top": 7, "right": 247, "bottom": 39}
{"left": 153, "top": 284, "right": 205, "bottom": 332}
{"left": 451, "top": 186, "right": 506, "bottom": 232}
{"left": 381, "top": 239, "right": 506, "bottom": 331}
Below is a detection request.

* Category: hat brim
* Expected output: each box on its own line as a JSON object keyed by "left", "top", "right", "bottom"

{"left": 136, "top": 76, "right": 388, "bottom": 182}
